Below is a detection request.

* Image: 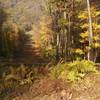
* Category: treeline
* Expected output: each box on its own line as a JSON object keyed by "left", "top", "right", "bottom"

{"left": 43, "top": 0, "right": 100, "bottom": 62}
{"left": 0, "top": 7, "right": 32, "bottom": 59}
{"left": 0, "top": 0, "right": 100, "bottom": 63}
{"left": 0, "top": 0, "right": 49, "bottom": 61}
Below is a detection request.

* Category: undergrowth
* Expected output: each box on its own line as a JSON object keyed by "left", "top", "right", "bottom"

{"left": 0, "top": 64, "right": 48, "bottom": 99}
{"left": 51, "top": 60, "right": 98, "bottom": 82}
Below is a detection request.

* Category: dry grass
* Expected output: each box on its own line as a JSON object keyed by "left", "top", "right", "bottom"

{"left": 6, "top": 73, "right": 100, "bottom": 100}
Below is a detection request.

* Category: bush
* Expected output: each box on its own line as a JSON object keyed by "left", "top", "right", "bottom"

{"left": 51, "top": 63, "right": 68, "bottom": 79}
{"left": 51, "top": 60, "right": 98, "bottom": 82}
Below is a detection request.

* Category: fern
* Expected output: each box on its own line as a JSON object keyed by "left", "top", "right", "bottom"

{"left": 51, "top": 63, "right": 68, "bottom": 79}
{"left": 51, "top": 60, "right": 98, "bottom": 82}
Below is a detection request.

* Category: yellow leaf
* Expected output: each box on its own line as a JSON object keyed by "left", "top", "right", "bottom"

{"left": 85, "top": 46, "right": 91, "bottom": 51}
{"left": 93, "top": 36, "right": 99, "bottom": 41}
{"left": 80, "top": 32, "right": 88, "bottom": 38}
{"left": 75, "top": 49, "right": 84, "bottom": 55}
{"left": 78, "top": 12, "right": 88, "bottom": 19}
{"left": 79, "top": 39, "right": 85, "bottom": 43}
{"left": 93, "top": 43, "right": 100, "bottom": 48}
{"left": 96, "top": 11, "right": 100, "bottom": 16}
{"left": 81, "top": 24, "right": 88, "bottom": 29}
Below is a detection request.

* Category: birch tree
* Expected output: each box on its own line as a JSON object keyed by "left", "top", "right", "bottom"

{"left": 86, "top": 0, "right": 93, "bottom": 61}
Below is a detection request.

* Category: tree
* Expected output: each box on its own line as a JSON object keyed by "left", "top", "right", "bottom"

{"left": 47, "top": 0, "right": 100, "bottom": 62}
{"left": 86, "top": 0, "right": 93, "bottom": 61}
{"left": 0, "top": 7, "right": 8, "bottom": 57}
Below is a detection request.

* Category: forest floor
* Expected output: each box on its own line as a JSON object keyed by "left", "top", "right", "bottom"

{"left": 0, "top": 55, "right": 100, "bottom": 100}
{"left": 6, "top": 73, "right": 100, "bottom": 100}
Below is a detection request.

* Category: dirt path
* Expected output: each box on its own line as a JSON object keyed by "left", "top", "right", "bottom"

{"left": 7, "top": 73, "right": 100, "bottom": 100}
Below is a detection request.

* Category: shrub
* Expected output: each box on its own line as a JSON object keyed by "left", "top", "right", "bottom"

{"left": 51, "top": 63, "right": 68, "bottom": 79}
{"left": 51, "top": 60, "right": 98, "bottom": 82}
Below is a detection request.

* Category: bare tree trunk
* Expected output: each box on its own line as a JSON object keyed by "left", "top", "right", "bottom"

{"left": 67, "top": 14, "right": 71, "bottom": 61}
{"left": 63, "top": 11, "right": 67, "bottom": 61}
{"left": 56, "top": 33, "right": 60, "bottom": 61}
{"left": 86, "top": 0, "right": 93, "bottom": 61}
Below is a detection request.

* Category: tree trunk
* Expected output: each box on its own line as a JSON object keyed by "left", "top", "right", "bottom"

{"left": 86, "top": 0, "right": 93, "bottom": 61}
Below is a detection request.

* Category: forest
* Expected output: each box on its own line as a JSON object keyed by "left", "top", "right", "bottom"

{"left": 0, "top": 0, "right": 100, "bottom": 100}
